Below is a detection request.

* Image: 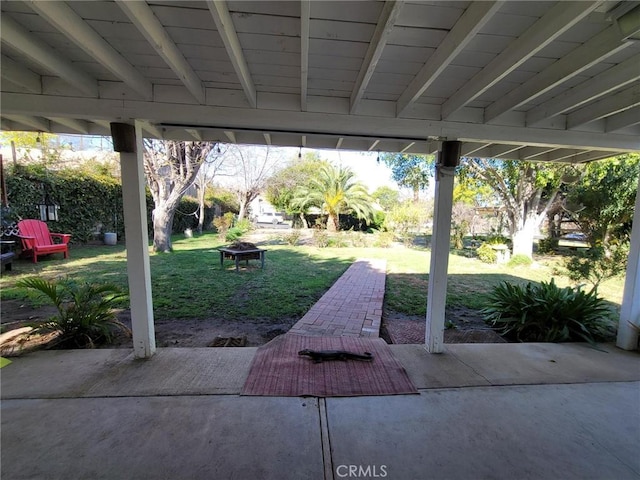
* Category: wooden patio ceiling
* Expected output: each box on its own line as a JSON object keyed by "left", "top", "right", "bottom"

{"left": 1, "top": 1, "right": 639, "bottom": 162}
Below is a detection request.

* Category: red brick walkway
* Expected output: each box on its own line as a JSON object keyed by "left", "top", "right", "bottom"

{"left": 288, "top": 258, "right": 386, "bottom": 338}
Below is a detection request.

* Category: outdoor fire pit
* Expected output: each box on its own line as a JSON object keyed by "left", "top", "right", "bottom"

{"left": 217, "top": 241, "right": 265, "bottom": 271}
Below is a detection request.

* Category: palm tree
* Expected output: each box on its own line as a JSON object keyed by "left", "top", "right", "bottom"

{"left": 292, "top": 163, "right": 373, "bottom": 232}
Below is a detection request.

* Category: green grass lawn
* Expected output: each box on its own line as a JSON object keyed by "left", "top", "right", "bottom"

{"left": 0, "top": 232, "right": 625, "bottom": 323}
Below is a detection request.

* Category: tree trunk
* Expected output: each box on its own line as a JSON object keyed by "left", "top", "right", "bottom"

{"left": 152, "top": 206, "right": 175, "bottom": 252}
{"left": 197, "top": 185, "right": 205, "bottom": 234}
{"left": 327, "top": 213, "right": 339, "bottom": 232}
{"left": 511, "top": 221, "right": 535, "bottom": 258}
{"left": 238, "top": 199, "right": 248, "bottom": 221}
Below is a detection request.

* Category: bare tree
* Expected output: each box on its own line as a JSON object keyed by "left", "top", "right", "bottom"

{"left": 222, "top": 145, "right": 283, "bottom": 220}
{"left": 193, "top": 145, "right": 228, "bottom": 233}
{"left": 143, "top": 140, "right": 220, "bottom": 252}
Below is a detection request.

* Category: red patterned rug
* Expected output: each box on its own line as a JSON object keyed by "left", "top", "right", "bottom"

{"left": 242, "top": 335, "right": 418, "bottom": 397}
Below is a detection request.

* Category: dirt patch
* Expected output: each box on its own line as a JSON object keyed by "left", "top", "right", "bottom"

{"left": 0, "top": 299, "right": 298, "bottom": 355}
{"left": 381, "top": 306, "right": 506, "bottom": 344}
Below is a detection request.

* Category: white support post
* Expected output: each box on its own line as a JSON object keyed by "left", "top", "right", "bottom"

{"left": 425, "top": 143, "right": 459, "bottom": 353}
{"left": 112, "top": 121, "right": 156, "bottom": 359}
{"left": 616, "top": 172, "right": 640, "bottom": 350}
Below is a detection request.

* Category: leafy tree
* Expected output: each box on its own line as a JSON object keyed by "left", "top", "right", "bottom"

{"left": 384, "top": 200, "right": 430, "bottom": 244}
{"left": 292, "top": 163, "right": 373, "bottom": 232}
{"left": 565, "top": 154, "right": 639, "bottom": 246}
{"left": 265, "top": 152, "right": 327, "bottom": 227}
{"left": 453, "top": 177, "right": 494, "bottom": 206}
{"left": 144, "top": 140, "right": 221, "bottom": 252}
{"left": 379, "top": 153, "right": 435, "bottom": 201}
{"left": 460, "top": 158, "right": 567, "bottom": 258}
{"left": 372, "top": 186, "right": 400, "bottom": 211}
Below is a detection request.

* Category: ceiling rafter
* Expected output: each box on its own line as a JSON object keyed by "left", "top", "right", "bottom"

{"left": 461, "top": 142, "right": 492, "bottom": 156}
{"left": 139, "top": 120, "right": 163, "bottom": 139}
{"left": 116, "top": 0, "right": 205, "bottom": 104}
{"left": 526, "top": 53, "right": 640, "bottom": 126}
{"left": 3, "top": 114, "right": 50, "bottom": 132}
{"left": 335, "top": 138, "right": 344, "bottom": 149}
{"left": 400, "top": 142, "right": 415, "bottom": 153}
{"left": 27, "top": 1, "right": 151, "bottom": 100}
{"left": 396, "top": 1, "right": 502, "bottom": 117}
{"left": 486, "top": 25, "right": 633, "bottom": 122}
{"left": 206, "top": 0, "right": 257, "bottom": 108}
{"left": 489, "top": 144, "right": 523, "bottom": 157}
{"left": 571, "top": 151, "right": 616, "bottom": 163}
{"left": 350, "top": 1, "right": 404, "bottom": 114}
{"left": 263, "top": 133, "right": 272, "bottom": 145}
{"left": 368, "top": 140, "right": 381, "bottom": 151}
{"left": 224, "top": 130, "right": 237, "bottom": 143}
{"left": 441, "top": 1, "right": 599, "bottom": 120}
{"left": 567, "top": 84, "right": 640, "bottom": 129}
{"left": 186, "top": 129, "right": 202, "bottom": 141}
{"left": 605, "top": 106, "right": 640, "bottom": 132}
{"left": 1, "top": 54, "right": 41, "bottom": 93}
{"left": 1, "top": 118, "right": 16, "bottom": 131}
{"left": 0, "top": 15, "right": 98, "bottom": 96}
{"left": 518, "top": 146, "right": 558, "bottom": 160}
{"left": 300, "top": 0, "right": 310, "bottom": 112}
{"left": 542, "top": 148, "right": 582, "bottom": 162}
{"left": 48, "top": 117, "right": 90, "bottom": 134}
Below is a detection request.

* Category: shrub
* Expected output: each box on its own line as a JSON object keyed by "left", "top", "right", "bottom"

{"left": 485, "top": 233, "right": 510, "bottom": 245}
{"left": 477, "top": 243, "right": 497, "bottom": 263}
{"left": 16, "top": 277, "right": 129, "bottom": 348}
{"left": 327, "top": 235, "right": 348, "bottom": 248}
{"left": 234, "top": 217, "right": 254, "bottom": 233}
{"left": 564, "top": 244, "right": 628, "bottom": 292}
{"left": 537, "top": 236, "right": 559, "bottom": 254}
{"left": 312, "top": 229, "right": 329, "bottom": 248}
{"left": 347, "top": 231, "right": 370, "bottom": 248}
{"left": 282, "top": 230, "right": 302, "bottom": 246}
{"left": 508, "top": 254, "right": 532, "bottom": 267}
{"left": 213, "top": 212, "right": 235, "bottom": 236}
{"left": 452, "top": 219, "right": 469, "bottom": 250}
{"left": 225, "top": 226, "right": 244, "bottom": 241}
{"left": 373, "top": 231, "right": 395, "bottom": 248}
{"left": 482, "top": 279, "right": 615, "bottom": 343}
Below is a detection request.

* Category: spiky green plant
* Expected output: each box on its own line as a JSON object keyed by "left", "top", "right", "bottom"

{"left": 16, "top": 277, "right": 129, "bottom": 348}
{"left": 482, "top": 279, "right": 615, "bottom": 343}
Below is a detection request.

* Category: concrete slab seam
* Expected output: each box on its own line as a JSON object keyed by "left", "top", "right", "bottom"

{"left": 319, "top": 398, "right": 335, "bottom": 480}
{"left": 448, "top": 349, "right": 493, "bottom": 385}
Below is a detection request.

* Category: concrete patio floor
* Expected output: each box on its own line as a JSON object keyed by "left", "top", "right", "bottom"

{"left": 1, "top": 342, "right": 639, "bottom": 480}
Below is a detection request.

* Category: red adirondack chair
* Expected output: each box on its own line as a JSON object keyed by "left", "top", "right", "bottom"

{"left": 17, "top": 219, "right": 71, "bottom": 263}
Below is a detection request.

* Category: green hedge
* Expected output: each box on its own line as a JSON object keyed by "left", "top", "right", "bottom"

{"left": 4, "top": 164, "right": 231, "bottom": 243}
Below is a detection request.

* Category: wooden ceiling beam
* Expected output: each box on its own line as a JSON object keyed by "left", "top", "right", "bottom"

{"left": 0, "top": 54, "right": 41, "bottom": 93}
{"left": 117, "top": 0, "right": 205, "bottom": 104}
{"left": 486, "top": 25, "right": 633, "bottom": 122}
{"left": 526, "top": 53, "right": 640, "bottom": 126}
{"left": 27, "top": 1, "right": 151, "bottom": 100}
{"left": 396, "top": 1, "right": 502, "bottom": 117}
{"left": 0, "top": 15, "right": 98, "bottom": 96}
{"left": 206, "top": 0, "right": 257, "bottom": 108}
{"left": 441, "top": 1, "right": 599, "bottom": 119}
{"left": 350, "top": 1, "right": 404, "bottom": 114}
